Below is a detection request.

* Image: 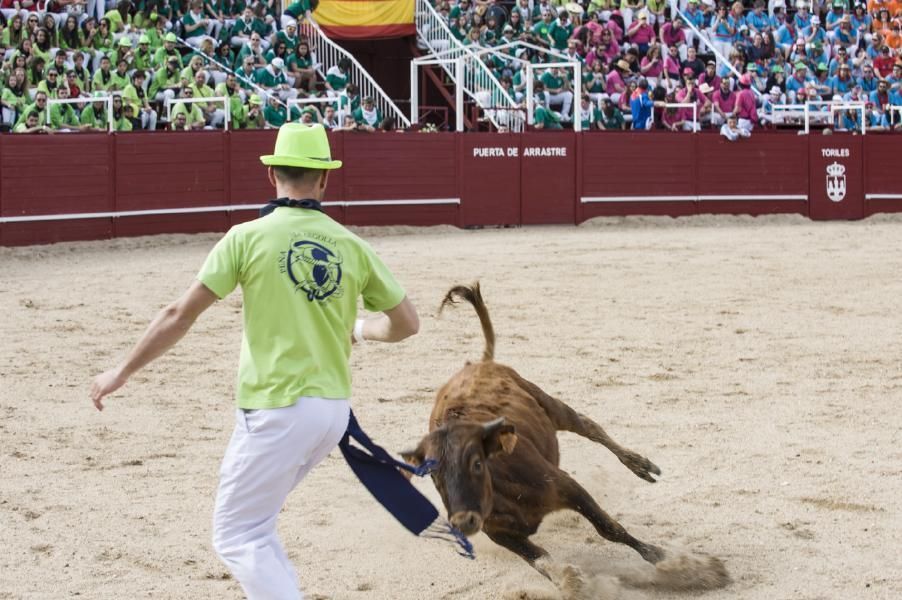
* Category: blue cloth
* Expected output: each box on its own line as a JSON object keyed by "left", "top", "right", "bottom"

{"left": 630, "top": 93, "right": 653, "bottom": 130}
{"left": 338, "top": 411, "right": 475, "bottom": 559}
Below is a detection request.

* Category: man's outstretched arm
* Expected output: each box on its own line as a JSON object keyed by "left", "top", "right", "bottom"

{"left": 91, "top": 280, "right": 219, "bottom": 411}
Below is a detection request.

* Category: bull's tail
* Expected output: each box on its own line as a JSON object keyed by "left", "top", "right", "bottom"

{"left": 439, "top": 283, "right": 495, "bottom": 362}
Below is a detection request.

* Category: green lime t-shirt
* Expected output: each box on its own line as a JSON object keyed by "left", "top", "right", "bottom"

{"left": 197, "top": 209, "right": 405, "bottom": 408}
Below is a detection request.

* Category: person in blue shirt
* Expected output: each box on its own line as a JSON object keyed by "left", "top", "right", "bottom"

{"left": 630, "top": 78, "right": 655, "bottom": 130}
{"left": 746, "top": 1, "right": 770, "bottom": 34}
{"left": 827, "top": 46, "right": 851, "bottom": 76}
{"left": 829, "top": 64, "right": 856, "bottom": 95}
{"left": 793, "top": 1, "right": 811, "bottom": 31}
{"left": 824, "top": 1, "right": 846, "bottom": 39}
{"left": 858, "top": 64, "right": 879, "bottom": 93}
{"left": 774, "top": 20, "right": 800, "bottom": 55}
{"left": 786, "top": 61, "right": 810, "bottom": 102}
{"left": 850, "top": 5, "right": 872, "bottom": 43}
{"left": 803, "top": 15, "right": 826, "bottom": 46}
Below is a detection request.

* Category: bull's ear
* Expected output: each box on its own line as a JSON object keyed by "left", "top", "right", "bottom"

{"left": 482, "top": 418, "right": 518, "bottom": 456}
{"left": 400, "top": 446, "right": 425, "bottom": 467}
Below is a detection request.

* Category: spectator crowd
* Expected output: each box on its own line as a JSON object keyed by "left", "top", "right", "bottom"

{"left": 433, "top": 0, "right": 902, "bottom": 132}
{"left": 0, "top": 0, "right": 393, "bottom": 133}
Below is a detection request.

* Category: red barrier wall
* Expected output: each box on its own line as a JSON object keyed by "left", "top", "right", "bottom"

{"left": 520, "top": 132, "right": 576, "bottom": 224}
{"left": 863, "top": 136, "right": 902, "bottom": 217}
{"left": 696, "top": 133, "right": 808, "bottom": 216}
{"left": 1, "top": 131, "right": 900, "bottom": 247}
{"left": 580, "top": 133, "right": 697, "bottom": 219}
{"left": 460, "top": 133, "right": 521, "bottom": 226}
{"left": 0, "top": 134, "right": 112, "bottom": 246}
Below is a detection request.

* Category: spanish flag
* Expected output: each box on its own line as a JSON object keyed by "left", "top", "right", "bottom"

{"left": 316, "top": 0, "right": 415, "bottom": 40}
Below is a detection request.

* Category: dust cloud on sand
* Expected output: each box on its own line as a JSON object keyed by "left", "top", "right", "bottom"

{"left": 3, "top": 215, "right": 902, "bottom": 599}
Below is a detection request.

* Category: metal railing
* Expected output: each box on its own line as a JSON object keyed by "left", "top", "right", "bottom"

{"left": 303, "top": 19, "right": 410, "bottom": 128}
{"left": 165, "top": 96, "right": 231, "bottom": 130}
{"left": 47, "top": 96, "right": 114, "bottom": 131}
{"left": 414, "top": 0, "right": 523, "bottom": 131}
{"left": 662, "top": 102, "right": 699, "bottom": 131}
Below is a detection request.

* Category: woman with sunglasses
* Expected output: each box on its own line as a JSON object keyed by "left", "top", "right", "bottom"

{"left": 89, "top": 18, "right": 114, "bottom": 71}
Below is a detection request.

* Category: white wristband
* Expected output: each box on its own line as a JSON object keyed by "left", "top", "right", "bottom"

{"left": 353, "top": 318, "right": 366, "bottom": 344}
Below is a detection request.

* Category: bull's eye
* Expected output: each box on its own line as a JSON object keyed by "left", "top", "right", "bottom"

{"left": 472, "top": 459, "right": 483, "bottom": 474}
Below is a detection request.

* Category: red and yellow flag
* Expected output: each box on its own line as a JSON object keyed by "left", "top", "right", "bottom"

{"left": 315, "top": 0, "right": 415, "bottom": 39}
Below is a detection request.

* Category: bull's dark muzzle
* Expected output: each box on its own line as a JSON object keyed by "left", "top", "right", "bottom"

{"left": 450, "top": 511, "right": 483, "bottom": 536}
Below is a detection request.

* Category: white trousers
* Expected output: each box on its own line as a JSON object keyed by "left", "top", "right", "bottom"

{"left": 213, "top": 396, "right": 351, "bottom": 600}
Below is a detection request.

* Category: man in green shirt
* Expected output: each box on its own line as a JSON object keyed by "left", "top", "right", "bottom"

{"left": 153, "top": 32, "right": 182, "bottom": 69}
{"left": 90, "top": 123, "right": 420, "bottom": 600}
{"left": 262, "top": 94, "right": 300, "bottom": 127}
{"left": 254, "top": 57, "right": 297, "bottom": 102}
{"left": 171, "top": 87, "right": 206, "bottom": 129}
{"left": 230, "top": 7, "right": 269, "bottom": 50}
{"left": 533, "top": 95, "right": 563, "bottom": 129}
{"left": 190, "top": 69, "right": 225, "bottom": 128}
{"left": 80, "top": 93, "right": 111, "bottom": 132}
{"left": 547, "top": 10, "right": 574, "bottom": 51}
{"left": 150, "top": 56, "right": 183, "bottom": 105}
{"left": 540, "top": 66, "right": 573, "bottom": 122}
{"left": 13, "top": 111, "right": 50, "bottom": 134}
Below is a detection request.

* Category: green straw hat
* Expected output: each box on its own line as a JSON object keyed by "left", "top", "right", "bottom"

{"left": 118, "top": 37, "right": 132, "bottom": 47}
{"left": 249, "top": 94, "right": 263, "bottom": 105}
{"left": 164, "top": 32, "right": 177, "bottom": 43}
{"left": 260, "top": 123, "right": 342, "bottom": 170}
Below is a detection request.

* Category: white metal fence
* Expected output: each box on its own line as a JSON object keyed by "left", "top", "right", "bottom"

{"left": 46, "top": 96, "right": 114, "bottom": 132}
{"left": 303, "top": 19, "right": 410, "bottom": 128}
{"left": 414, "top": 0, "right": 523, "bottom": 131}
{"left": 164, "top": 96, "right": 231, "bottom": 130}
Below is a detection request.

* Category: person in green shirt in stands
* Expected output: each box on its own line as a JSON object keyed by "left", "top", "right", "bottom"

{"left": 111, "top": 95, "right": 133, "bottom": 131}
{"left": 13, "top": 110, "right": 51, "bottom": 133}
{"left": 171, "top": 86, "right": 207, "bottom": 129}
{"left": 133, "top": 35, "right": 154, "bottom": 71}
{"left": 153, "top": 32, "right": 182, "bottom": 69}
{"left": 281, "top": 0, "right": 312, "bottom": 28}
{"left": 531, "top": 10, "right": 554, "bottom": 42}
{"left": 287, "top": 40, "right": 315, "bottom": 93}
{"left": 111, "top": 37, "right": 135, "bottom": 70}
{"left": 533, "top": 95, "right": 563, "bottom": 129}
{"left": 58, "top": 15, "right": 85, "bottom": 58}
{"left": 244, "top": 93, "right": 265, "bottom": 128}
{"left": 325, "top": 57, "right": 351, "bottom": 96}
{"left": 597, "top": 96, "right": 626, "bottom": 130}
{"left": 352, "top": 95, "right": 382, "bottom": 131}
{"left": 48, "top": 86, "right": 82, "bottom": 131}
{"left": 110, "top": 59, "right": 131, "bottom": 91}
{"left": 122, "top": 69, "right": 158, "bottom": 130}
{"left": 273, "top": 20, "right": 300, "bottom": 52}
{"left": 229, "top": 6, "right": 268, "bottom": 50}
{"left": 189, "top": 69, "right": 225, "bottom": 128}
{"left": 80, "top": 93, "right": 111, "bottom": 132}
{"left": 1, "top": 72, "right": 28, "bottom": 129}
{"left": 255, "top": 57, "right": 297, "bottom": 102}
{"left": 103, "top": 1, "right": 134, "bottom": 36}
{"left": 150, "top": 56, "right": 184, "bottom": 105}
{"left": 90, "top": 18, "right": 115, "bottom": 70}
{"left": 547, "top": 9, "right": 573, "bottom": 51}
{"left": 183, "top": 0, "right": 216, "bottom": 49}
{"left": 215, "top": 73, "right": 245, "bottom": 127}
{"left": 334, "top": 82, "right": 359, "bottom": 120}
{"left": 14, "top": 91, "right": 51, "bottom": 130}
{"left": 93, "top": 55, "right": 116, "bottom": 92}
{"left": 262, "top": 94, "right": 300, "bottom": 127}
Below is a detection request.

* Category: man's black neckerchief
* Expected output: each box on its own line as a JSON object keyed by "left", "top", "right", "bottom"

{"left": 259, "top": 198, "right": 324, "bottom": 217}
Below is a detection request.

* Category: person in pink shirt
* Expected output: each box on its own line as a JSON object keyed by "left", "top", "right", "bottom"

{"left": 698, "top": 60, "right": 722, "bottom": 90}
{"left": 606, "top": 59, "right": 630, "bottom": 102}
{"left": 662, "top": 44, "right": 682, "bottom": 90}
{"left": 660, "top": 17, "right": 688, "bottom": 59}
{"left": 605, "top": 15, "right": 624, "bottom": 43}
{"left": 585, "top": 36, "right": 620, "bottom": 69}
{"left": 710, "top": 77, "right": 738, "bottom": 126}
{"left": 675, "top": 68, "right": 711, "bottom": 127}
{"left": 735, "top": 73, "right": 759, "bottom": 132}
{"left": 627, "top": 12, "right": 657, "bottom": 56}
{"left": 640, "top": 43, "right": 664, "bottom": 87}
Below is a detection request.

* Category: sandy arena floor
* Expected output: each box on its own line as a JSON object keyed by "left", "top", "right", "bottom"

{"left": 2, "top": 215, "right": 901, "bottom": 600}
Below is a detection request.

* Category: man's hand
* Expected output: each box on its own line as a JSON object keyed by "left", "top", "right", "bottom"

{"left": 91, "top": 368, "right": 128, "bottom": 411}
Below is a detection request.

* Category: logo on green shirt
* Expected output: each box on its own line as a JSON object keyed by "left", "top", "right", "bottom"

{"left": 280, "top": 235, "right": 344, "bottom": 302}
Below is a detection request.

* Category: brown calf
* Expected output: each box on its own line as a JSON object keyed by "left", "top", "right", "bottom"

{"left": 402, "top": 283, "right": 666, "bottom": 573}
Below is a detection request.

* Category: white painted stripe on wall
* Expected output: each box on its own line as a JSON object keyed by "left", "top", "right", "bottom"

{"left": 0, "top": 199, "right": 461, "bottom": 224}
{"left": 865, "top": 194, "right": 902, "bottom": 200}
{"left": 582, "top": 195, "right": 808, "bottom": 203}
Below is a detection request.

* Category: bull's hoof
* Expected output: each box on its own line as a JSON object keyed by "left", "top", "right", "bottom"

{"left": 640, "top": 543, "right": 667, "bottom": 565}
{"left": 622, "top": 451, "right": 662, "bottom": 483}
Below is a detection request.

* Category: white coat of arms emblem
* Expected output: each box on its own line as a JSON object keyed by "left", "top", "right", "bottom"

{"left": 826, "top": 161, "right": 846, "bottom": 203}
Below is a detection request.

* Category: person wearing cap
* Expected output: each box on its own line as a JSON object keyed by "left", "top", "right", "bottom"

{"left": 243, "top": 93, "right": 265, "bottom": 128}
{"left": 825, "top": 0, "right": 846, "bottom": 38}
{"left": 786, "top": 60, "right": 809, "bottom": 102}
{"left": 133, "top": 34, "right": 154, "bottom": 71}
{"left": 255, "top": 55, "right": 299, "bottom": 103}
{"left": 801, "top": 14, "right": 826, "bottom": 47}
{"left": 758, "top": 84, "right": 785, "bottom": 125}
{"left": 627, "top": 10, "right": 657, "bottom": 56}
{"left": 699, "top": 59, "right": 721, "bottom": 89}
{"left": 122, "top": 69, "right": 158, "bottom": 130}
{"left": 231, "top": 6, "right": 269, "bottom": 50}
{"left": 811, "top": 61, "right": 832, "bottom": 98}
{"left": 606, "top": 58, "right": 630, "bottom": 103}
{"left": 90, "top": 123, "right": 419, "bottom": 599}
{"left": 150, "top": 56, "right": 183, "bottom": 105}
{"left": 153, "top": 32, "right": 182, "bottom": 70}
{"left": 351, "top": 95, "right": 381, "bottom": 131}
{"left": 793, "top": 0, "right": 811, "bottom": 30}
